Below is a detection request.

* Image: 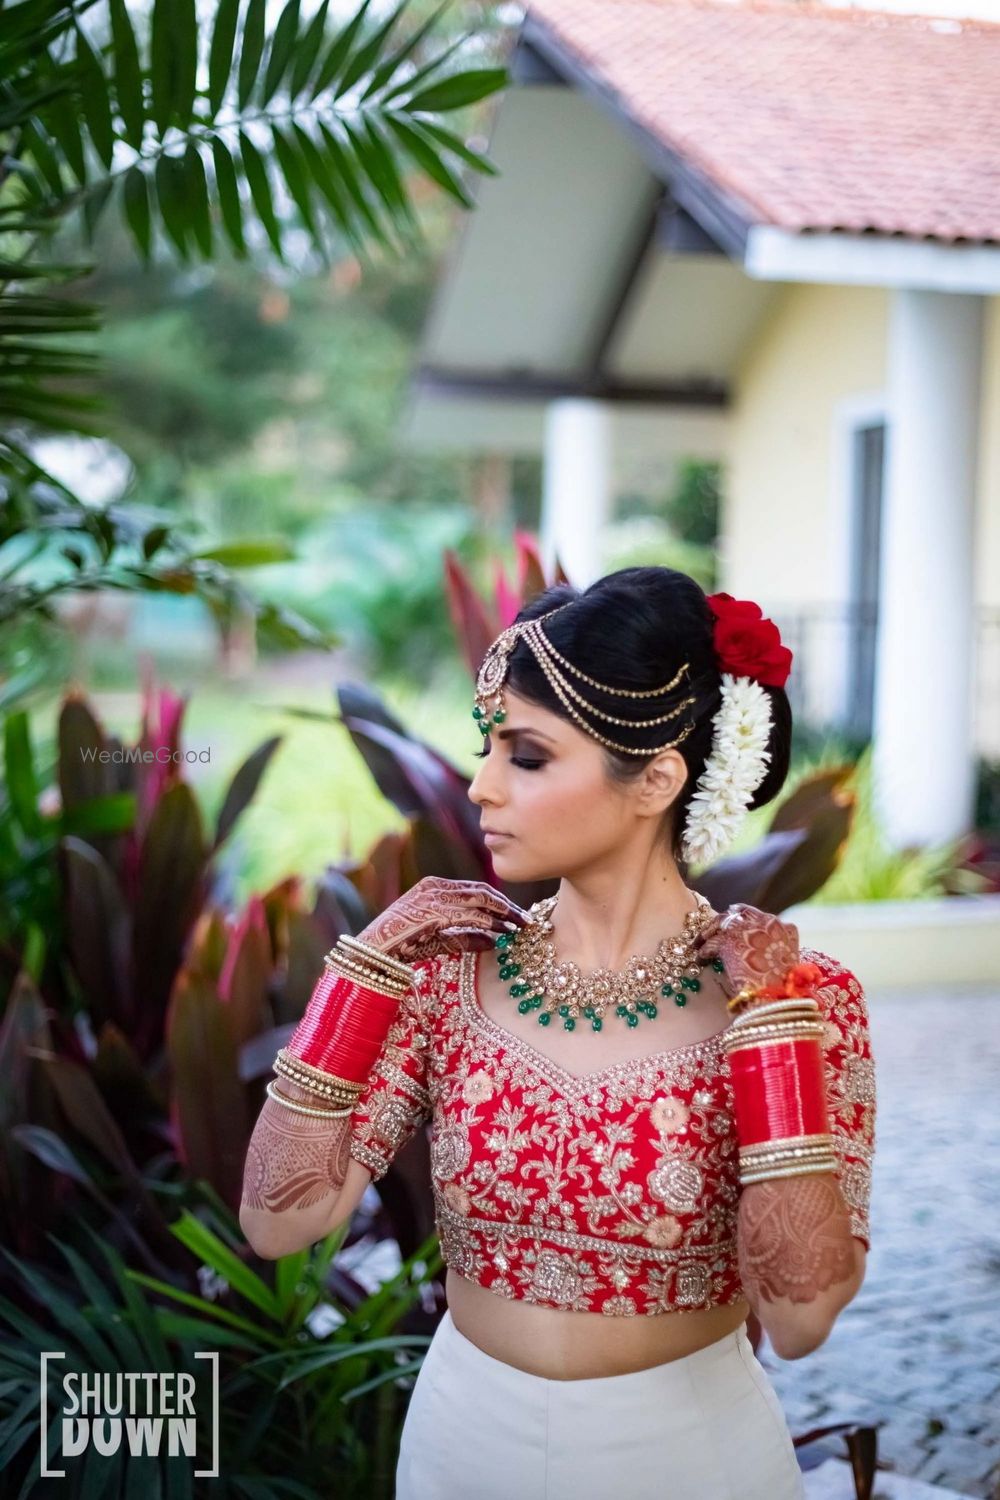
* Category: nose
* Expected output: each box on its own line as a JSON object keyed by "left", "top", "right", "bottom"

{"left": 468, "top": 749, "right": 499, "bottom": 809}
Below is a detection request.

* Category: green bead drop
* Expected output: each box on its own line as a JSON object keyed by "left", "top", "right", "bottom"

{"left": 563, "top": 1018, "right": 576, "bottom": 1031}
{"left": 626, "top": 1013, "right": 639, "bottom": 1028}
{"left": 675, "top": 995, "right": 687, "bottom": 1008}
{"left": 498, "top": 963, "right": 521, "bottom": 979}
{"left": 472, "top": 706, "right": 483, "bottom": 719}
{"left": 538, "top": 1012, "right": 551, "bottom": 1026}
{"left": 682, "top": 976, "right": 701, "bottom": 992}
{"left": 712, "top": 957, "right": 725, "bottom": 972}
{"left": 591, "top": 1018, "right": 603, "bottom": 1032}
{"left": 495, "top": 932, "right": 512, "bottom": 948}
{"left": 517, "top": 999, "right": 531, "bottom": 1013}
{"left": 661, "top": 984, "right": 674, "bottom": 997}
{"left": 646, "top": 1003, "right": 658, "bottom": 1019}
{"left": 510, "top": 982, "right": 530, "bottom": 997}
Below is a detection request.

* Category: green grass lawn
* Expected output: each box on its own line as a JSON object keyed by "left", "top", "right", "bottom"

{"left": 77, "top": 657, "right": 484, "bottom": 906}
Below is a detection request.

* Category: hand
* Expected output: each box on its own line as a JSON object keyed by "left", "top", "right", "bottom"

{"left": 356, "top": 876, "right": 530, "bottom": 962}
{"left": 692, "top": 903, "right": 801, "bottom": 1002}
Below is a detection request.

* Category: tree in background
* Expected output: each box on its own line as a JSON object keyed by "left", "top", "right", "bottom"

{"left": 0, "top": 0, "right": 508, "bottom": 687}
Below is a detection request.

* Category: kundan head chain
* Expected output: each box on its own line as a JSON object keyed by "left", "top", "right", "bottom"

{"left": 472, "top": 591, "right": 793, "bottom": 869}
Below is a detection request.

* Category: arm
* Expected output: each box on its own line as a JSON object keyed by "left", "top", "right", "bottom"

{"left": 738, "top": 1173, "right": 866, "bottom": 1359}
{"left": 696, "top": 905, "right": 876, "bottom": 1361}
{"left": 239, "top": 1078, "right": 372, "bottom": 1260}
{"left": 240, "top": 879, "right": 529, "bottom": 1261}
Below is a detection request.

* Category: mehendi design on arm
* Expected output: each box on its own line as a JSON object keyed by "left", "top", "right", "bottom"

{"left": 241, "top": 1089, "right": 353, "bottom": 1213}
{"left": 737, "top": 1174, "right": 856, "bottom": 1304}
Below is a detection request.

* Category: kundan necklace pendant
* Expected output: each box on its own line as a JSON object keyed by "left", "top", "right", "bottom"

{"left": 494, "top": 893, "right": 725, "bottom": 1033}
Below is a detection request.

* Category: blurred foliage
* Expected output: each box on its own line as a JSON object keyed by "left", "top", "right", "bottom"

{"left": 607, "top": 459, "right": 722, "bottom": 589}
{"left": 1, "top": 1211, "right": 442, "bottom": 1498}
{"left": 245, "top": 501, "right": 478, "bottom": 676}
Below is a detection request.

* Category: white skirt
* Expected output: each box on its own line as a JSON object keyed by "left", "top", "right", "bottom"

{"left": 395, "top": 1308, "right": 804, "bottom": 1500}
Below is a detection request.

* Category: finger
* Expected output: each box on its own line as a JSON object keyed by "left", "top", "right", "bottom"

{"left": 440, "top": 924, "right": 504, "bottom": 943}
{"left": 439, "top": 928, "right": 500, "bottom": 953}
{"left": 449, "top": 885, "right": 529, "bottom": 921}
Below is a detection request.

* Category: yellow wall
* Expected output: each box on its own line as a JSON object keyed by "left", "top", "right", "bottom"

{"left": 723, "top": 281, "right": 1000, "bottom": 748}
{"left": 725, "top": 282, "right": 1000, "bottom": 611}
{"left": 724, "top": 282, "right": 888, "bottom": 608}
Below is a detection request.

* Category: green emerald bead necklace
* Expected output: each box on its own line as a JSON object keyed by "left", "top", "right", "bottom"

{"left": 495, "top": 893, "right": 724, "bottom": 1034}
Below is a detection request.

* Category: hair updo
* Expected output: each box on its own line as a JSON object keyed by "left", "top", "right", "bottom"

{"left": 503, "top": 566, "right": 792, "bottom": 865}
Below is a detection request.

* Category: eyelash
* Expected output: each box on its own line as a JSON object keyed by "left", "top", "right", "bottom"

{"left": 473, "top": 748, "right": 546, "bottom": 770}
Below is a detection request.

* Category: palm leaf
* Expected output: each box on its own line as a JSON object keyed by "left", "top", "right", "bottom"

{"left": 260, "top": 0, "right": 301, "bottom": 107}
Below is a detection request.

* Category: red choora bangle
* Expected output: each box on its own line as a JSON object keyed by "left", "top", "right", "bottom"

{"left": 272, "top": 937, "right": 415, "bottom": 1111}
{"left": 722, "top": 962, "right": 837, "bottom": 1186}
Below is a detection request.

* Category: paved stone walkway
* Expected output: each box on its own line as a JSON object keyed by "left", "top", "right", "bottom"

{"left": 764, "top": 985, "right": 1000, "bottom": 1498}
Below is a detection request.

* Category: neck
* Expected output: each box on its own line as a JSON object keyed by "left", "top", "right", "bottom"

{"left": 550, "top": 854, "right": 700, "bottom": 971}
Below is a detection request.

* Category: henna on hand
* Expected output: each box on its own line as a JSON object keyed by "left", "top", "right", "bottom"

{"left": 241, "top": 1085, "right": 353, "bottom": 1214}
{"left": 737, "top": 1173, "right": 856, "bottom": 1305}
{"left": 694, "top": 904, "right": 800, "bottom": 999}
{"left": 356, "top": 876, "right": 528, "bottom": 962}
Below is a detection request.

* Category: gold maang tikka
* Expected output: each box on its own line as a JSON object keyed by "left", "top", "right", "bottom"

{"left": 472, "top": 605, "right": 698, "bottom": 756}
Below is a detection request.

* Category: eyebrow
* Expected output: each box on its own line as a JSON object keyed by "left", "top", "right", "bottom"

{"left": 494, "top": 726, "right": 556, "bottom": 744}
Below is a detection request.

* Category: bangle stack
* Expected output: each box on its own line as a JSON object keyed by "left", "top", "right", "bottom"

{"left": 271, "top": 935, "right": 416, "bottom": 1113}
{"left": 265, "top": 1080, "right": 353, "bottom": 1119}
{"left": 722, "top": 993, "right": 838, "bottom": 1187}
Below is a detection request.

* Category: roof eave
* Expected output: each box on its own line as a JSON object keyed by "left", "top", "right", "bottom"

{"left": 746, "top": 225, "right": 1000, "bottom": 293}
{"left": 520, "top": 15, "right": 757, "bottom": 262}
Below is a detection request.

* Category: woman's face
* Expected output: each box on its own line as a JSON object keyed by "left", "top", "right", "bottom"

{"left": 466, "top": 688, "right": 685, "bottom": 881}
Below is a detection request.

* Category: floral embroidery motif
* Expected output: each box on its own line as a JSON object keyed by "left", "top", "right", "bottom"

{"left": 347, "top": 938, "right": 876, "bottom": 1313}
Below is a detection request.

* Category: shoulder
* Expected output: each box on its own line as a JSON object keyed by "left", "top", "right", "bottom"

{"left": 799, "top": 946, "right": 875, "bottom": 1096}
{"left": 409, "top": 950, "right": 466, "bottom": 1016}
{"left": 798, "top": 945, "right": 868, "bottom": 1019}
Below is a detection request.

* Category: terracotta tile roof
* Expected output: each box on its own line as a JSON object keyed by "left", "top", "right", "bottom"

{"left": 526, "top": 0, "right": 1000, "bottom": 243}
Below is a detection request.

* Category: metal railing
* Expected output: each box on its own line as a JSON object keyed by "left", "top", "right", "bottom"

{"left": 769, "top": 604, "right": 1000, "bottom": 760}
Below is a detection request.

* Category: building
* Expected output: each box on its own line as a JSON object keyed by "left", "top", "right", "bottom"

{"left": 407, "top": 0, "right": 1000, "bottom": 850}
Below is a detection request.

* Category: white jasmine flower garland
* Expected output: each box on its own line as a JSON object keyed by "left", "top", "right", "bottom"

{"left": 680, "top": 673, "right": 773, "bottom": 868}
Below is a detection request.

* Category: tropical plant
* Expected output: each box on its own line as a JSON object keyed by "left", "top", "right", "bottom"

{"left": 0, "top": 484, "right": 333, "bottom": 675}
{"left": 0, "top": 1211, "right": 442, "bottom": 1498}
{"left": 0, "top": 0, "right": 508, "bottom": 696}
{"left": 1, "top": 0, "right": 505, "bottom": 443}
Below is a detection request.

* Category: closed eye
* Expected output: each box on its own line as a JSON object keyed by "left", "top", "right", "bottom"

{"left": 473, "top": 747, "right": 546, "bottom": 770}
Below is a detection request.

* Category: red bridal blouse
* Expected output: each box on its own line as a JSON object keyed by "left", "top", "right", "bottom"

{"left": 347, "top": 946, "right": 875, "bottom": 1317}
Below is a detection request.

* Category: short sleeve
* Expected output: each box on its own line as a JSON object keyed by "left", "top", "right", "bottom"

{"left": 806, "top": 949, "right": 877, "bottom": 1249}
{"left": 347, "top": 958, "right": 437, "bottom": 1183}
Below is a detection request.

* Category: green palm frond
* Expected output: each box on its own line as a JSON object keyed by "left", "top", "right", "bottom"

{"left": 5, "top": 0, "right": 505, "bottom": 265}
{"left": 0, "top": 0, "right": 505, "bottom": 449}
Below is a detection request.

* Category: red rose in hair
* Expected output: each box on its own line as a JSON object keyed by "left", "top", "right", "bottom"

{"left": 706, "top": 593, "right": 793, "bottom": 689}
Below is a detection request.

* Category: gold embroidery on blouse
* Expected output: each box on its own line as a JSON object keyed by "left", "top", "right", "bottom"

{"left": 348, "top": 943, "right": 876, "bottom": 1301}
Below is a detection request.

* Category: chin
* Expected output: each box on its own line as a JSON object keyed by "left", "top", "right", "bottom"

{"left": 489, "top": 848, "right": 555, "bottom": 883}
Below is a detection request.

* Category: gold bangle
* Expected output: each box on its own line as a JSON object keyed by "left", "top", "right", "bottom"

{"left": 740, "top": 1132, "right": 835, "bottom": 1158}
{"left": 740, "top": 1147, "right": 838, "bottom": 1172}
{"left": 740, "top": 1161, "right": 838, "bottom": 1186}
{"left": 266, "top": 1081, "right": 353, "bottom": 1119}
{"left": 723, "top": 1024, "right": 825, "bottom": 1055}
{"left": 323, "top": 951, "right": 409, "bottom": 999}
{"left": 273, "top": 1050, "right": 364, "bottom": 1104}
{"left": 338, "top": 935, "right": 415, "bottom": 984}
{"left": 729, "top": 997, "right": 821, "bottom": 1029}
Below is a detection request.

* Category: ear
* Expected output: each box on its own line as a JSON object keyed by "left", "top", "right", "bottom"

{"left": 637, "top": 749, "right": 688, "bottom": 819}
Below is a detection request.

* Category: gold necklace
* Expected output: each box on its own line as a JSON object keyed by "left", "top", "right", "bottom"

{"left": 493, "top": 893, "right": 722, "bottom": 1033}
